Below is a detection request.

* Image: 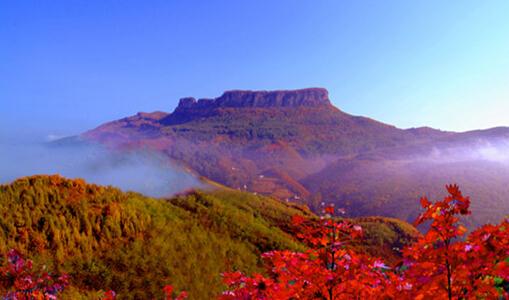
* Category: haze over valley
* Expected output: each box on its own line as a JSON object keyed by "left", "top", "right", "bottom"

{"left": 2, "top": 1, "right": 509, "bottom": 298}
{"left": 22, "top": 87, "right": 507, "bottom": 227}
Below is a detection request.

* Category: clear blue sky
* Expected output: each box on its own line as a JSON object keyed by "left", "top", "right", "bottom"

{"left": 1, "top": 1, "right": 509, "bottom": 138}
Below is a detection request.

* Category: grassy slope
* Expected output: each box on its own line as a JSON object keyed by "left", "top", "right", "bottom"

{"left": 0, "top": 175, "right": 418, "bottom": 299}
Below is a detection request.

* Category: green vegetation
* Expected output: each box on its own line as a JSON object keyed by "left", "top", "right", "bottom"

{"left": 352, "top": 216, "right": 419, "bottom": 263}
{"left": 0, "top": 175, "right": 418, "bottom": 298}
{"left": 0, "top": 175, "right": 304, "bottom": 298}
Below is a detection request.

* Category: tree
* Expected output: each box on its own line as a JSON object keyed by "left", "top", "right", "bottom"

{"left": 0, "top": 249, "right": 69, "bottom": 299}
{"left": 221, "top": 205, "right": 401, "bottom": 299}
{"left": 221, "top": 185, "right": 509, "bottom": 299}
{"left": 403, "top": 184, "right": 509, "bottom": 299}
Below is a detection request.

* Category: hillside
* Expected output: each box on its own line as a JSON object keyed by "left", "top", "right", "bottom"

{"left": 76, "top": 88, "right": 509, "bottom": 227}
{"left": 79, "top": 88, "right": 446, "bottom": 199}
{"left": 0, "top": 175, "right": 418, "bottom": 299}
{"left": 305, "top": 156, "right": 509, "bottom": 226}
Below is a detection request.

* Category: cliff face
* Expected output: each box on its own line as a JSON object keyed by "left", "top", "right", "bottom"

{"left": 161, "top": 88, "right": 332, "bottom": 125}
{"left": 213, "top": 88, "right": 331, "bottom": 108}
{"left": 176, "top": 88, "right": 330, "bottom": 109}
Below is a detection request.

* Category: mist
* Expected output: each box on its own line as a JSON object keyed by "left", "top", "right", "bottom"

{"left": 0, "top": 134, "right": 204, "bottom": 197}
{"left": 423, "top": 138, "right": 509, "bottom": 164}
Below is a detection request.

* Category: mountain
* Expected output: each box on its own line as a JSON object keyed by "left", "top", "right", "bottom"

{"left": 0, "top": 175, "right": 418, "bottom": 298}
{"left": 78, "top": 88, "right": 509, "bottom": 227}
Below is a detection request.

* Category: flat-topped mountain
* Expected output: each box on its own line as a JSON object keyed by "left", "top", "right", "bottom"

{"left": 175, "top": 88, "right": 332, "bottom": 109}
{"left": 78, "top": 88, "right": 509, "bottom": 227}
{"left": 86, "top": 88, "right": 443, "bottom": 155}
{"left": 162, "top": 88, "right": 333, "bottom": 125}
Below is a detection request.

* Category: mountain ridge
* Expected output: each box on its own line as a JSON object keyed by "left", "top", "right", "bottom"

{"left": 76, "top": 88, "right": 509, "bottom": 227}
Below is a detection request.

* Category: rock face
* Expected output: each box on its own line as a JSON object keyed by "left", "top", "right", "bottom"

{"left": 177, "top": 88, "right": 330, "bottom": 109}
{"left": 214, "top": 88, "right": 331, "bottom": 108}
{"left": 162, "top": 88, "right": 332, "bottom": 125}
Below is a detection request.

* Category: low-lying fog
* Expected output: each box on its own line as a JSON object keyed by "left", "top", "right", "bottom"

{"left": 425, "top": 138, "right": 509, "bottom": 164}
{"left": 0, "top": 134, "right": 203, "bottom": 197}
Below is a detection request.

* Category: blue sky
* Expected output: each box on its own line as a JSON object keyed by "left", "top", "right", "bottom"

{"left": 1, "top": 0, "right": 509, "bottom": 138}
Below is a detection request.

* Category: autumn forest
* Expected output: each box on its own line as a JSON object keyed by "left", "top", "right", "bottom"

{"left": 2, "top": 1, "right": 509, "bottom": 299}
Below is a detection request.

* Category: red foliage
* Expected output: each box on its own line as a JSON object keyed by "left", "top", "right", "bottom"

{"left": 403, "top": 184, "right": 508, "bottom": 299}
{"left": 3, "top": 185, "right": 508, "bottom": 299}
{"left": 163, "top": 285, "right": 188, "bottom": 300}
{"left": 0, "top": 249, "right": 69, "bottom": 300}
{"left": 221, "top": 205, "right": 406, "bottom": 299}
{"left": 102, "top": 290, "right": 116, "bottom": 300}
{"left": 222, "top": 186, "right": 509, "bottom": 299}
{"left": 100, "top": 285, "right": 188, "bottom": 300}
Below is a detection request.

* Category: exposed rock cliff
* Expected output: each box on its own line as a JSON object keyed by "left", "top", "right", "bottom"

{"left": 162, "top": 88, "right": 332, "bottom": 125}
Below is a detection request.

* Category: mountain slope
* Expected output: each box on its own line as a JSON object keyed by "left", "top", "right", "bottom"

{"left": 78, "top": 88, "right": 509, "bottom": 227}
{"left": 81, "top": 88, "right": 447, "bottom": 198}
{"left": 0, "top": 175, "right": 304, "bottom": 298}
{"left": 85, "top": 88, "right": 443, "bottom": 156}
{"left": 0, "top": 175, "right": 417, "bottom": 298}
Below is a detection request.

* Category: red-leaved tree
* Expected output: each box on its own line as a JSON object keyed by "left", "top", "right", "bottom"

{"left": 221, "top": 185, "right": 509, "bottom": 299}
{"left": 0, "top": 249, "right": 69, "bottom": 300}
{"left": 221, "top": 204, "right": 406, "bottom": 299}
{"left": 403, "top": 184, "right": 509, "bottom": 299}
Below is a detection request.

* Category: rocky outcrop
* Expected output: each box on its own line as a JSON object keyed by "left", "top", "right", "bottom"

{"left": 178, "top": 88, "right": 330, "bottom": 109}
{"left": 216, "top": 88, "right": 330, "bottom": 108}
{"left": 162, "top": 88, "right": 332, "bottom": 125}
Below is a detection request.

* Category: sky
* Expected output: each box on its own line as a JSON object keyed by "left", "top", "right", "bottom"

{"left": 1, "top": 0, "right": 509, "bottom": 139}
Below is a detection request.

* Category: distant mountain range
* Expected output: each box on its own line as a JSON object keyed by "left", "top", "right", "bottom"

{"left": 74, "top": 88, "right": 509, "bottom": 227}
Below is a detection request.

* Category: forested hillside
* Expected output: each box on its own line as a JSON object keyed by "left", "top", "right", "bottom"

{"left": 0, "top": 175, "right": 417, "bottom": 299}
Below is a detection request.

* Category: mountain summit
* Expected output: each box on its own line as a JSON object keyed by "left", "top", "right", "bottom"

{"left": 162, "top": 88, "right": 332, "bottom": 125}
{"left": 79, "top": 87, "right": 509, "bottom": 227}
{"left": 176, "top": 88, "right": 331, "bottom": 109}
